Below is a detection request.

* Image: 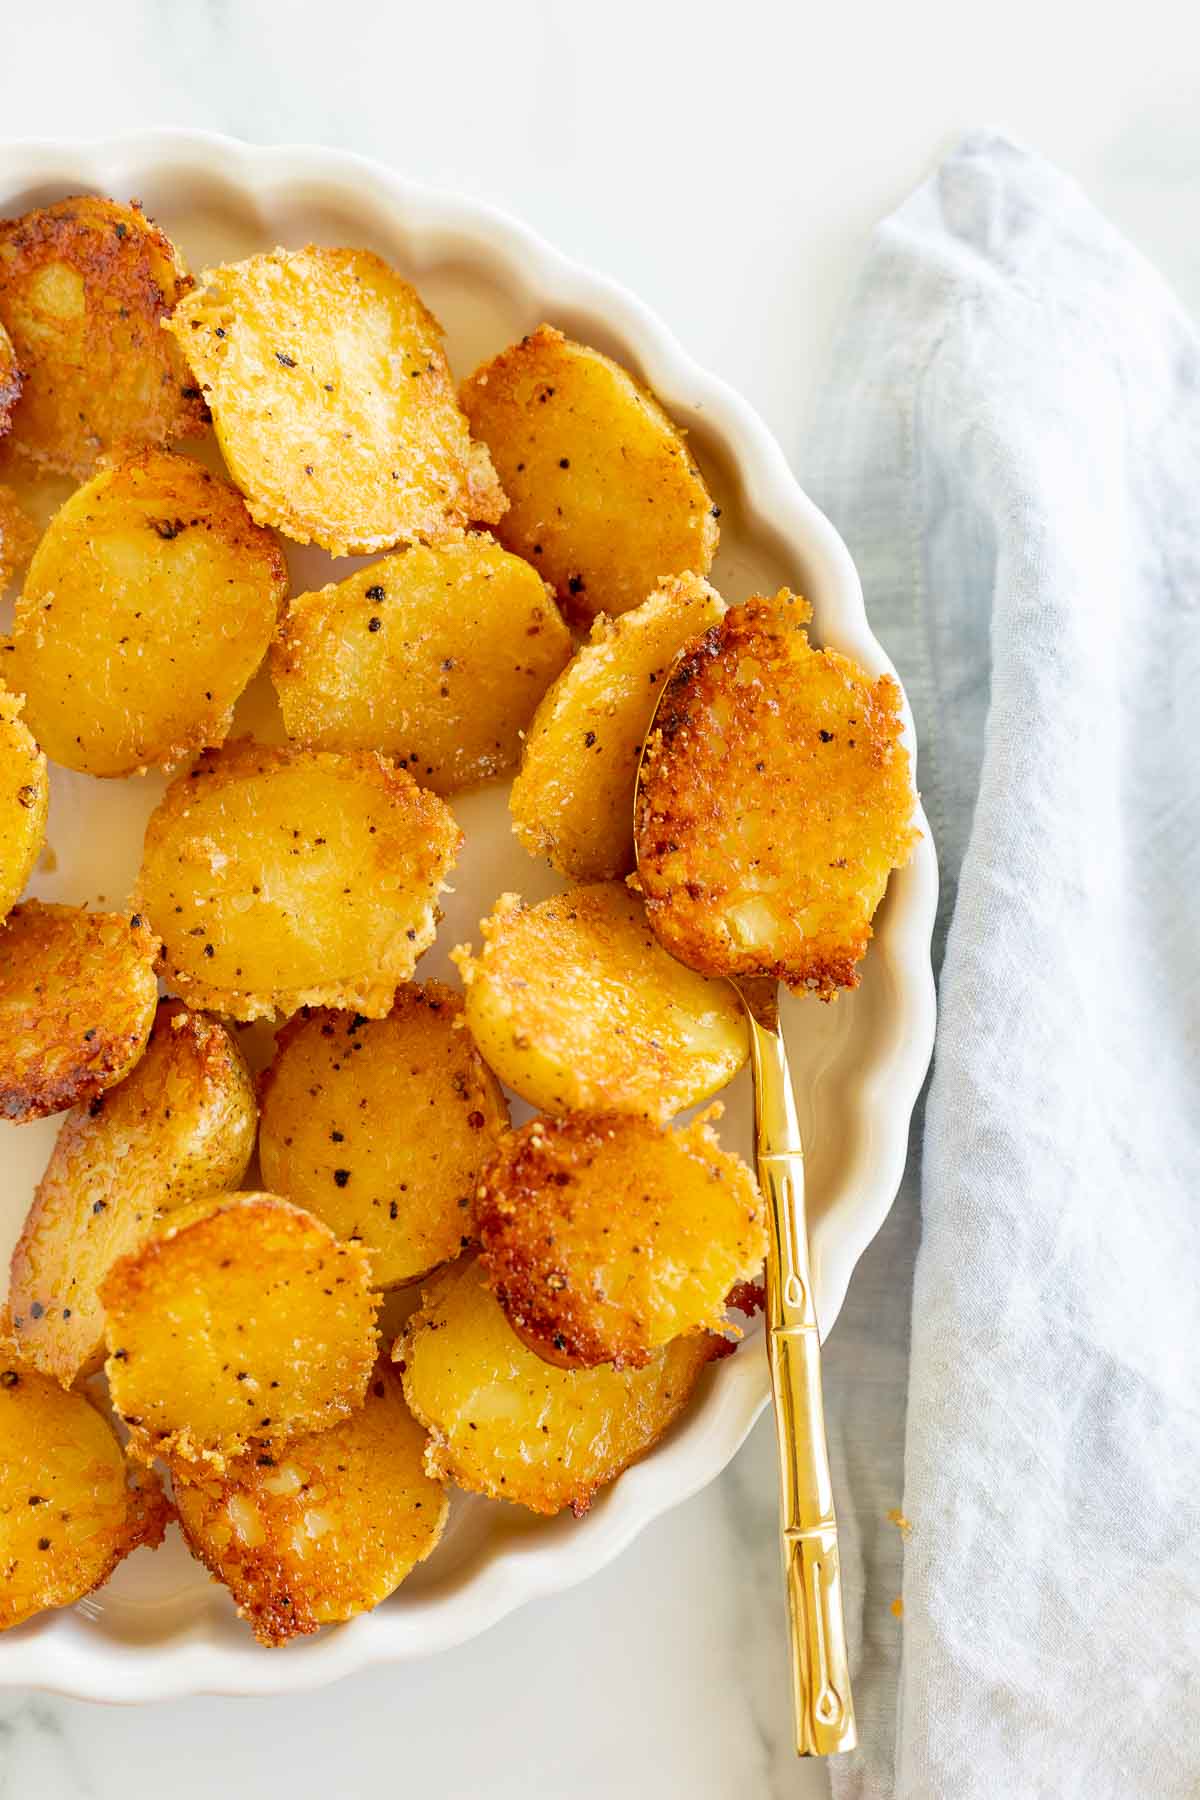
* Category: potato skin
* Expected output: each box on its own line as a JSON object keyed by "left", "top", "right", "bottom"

{"left": 258, "top": 984, "right": 508, "bottom": 1288}
{"left": 634, "top": 591, "right": 920, "bottom": 997}
{"left": 136, "top": 739, "right": 462, "bottom": 1021}
{"left": 8, "top": 999, "right": 256, "bottom": 1387}
{"left": 270, "top": 536, "right": 572, "bottom": 795}
{"left": 0, "top": 685, "right": 47, "bottom": 924}
{"left": 5, "top": 450, "right": 288, "bottom": 777}
{"left": 0, "top": 482, "right": 38, "bottom": 588}
{"left": 173, "top": 1362, "right": 448, "bottom": 1646}
{"left": 0, "top": 1360, "right": 169, "bottom": 1632}
{"left": 0, "top": 901, "right": 159, "bottom": 1122}
{"left": 460, "top": 324, "right": 717, "bottom": 623}
{"left": 0, "top": 318, "right": 20, "bottom": 437}
{"left": 166, "top": 246, "right": 505, "bottom": 557}
{"left": 510, "top": 572, "right": 725, "bottom": 880}
{"left": 0, "top": 196, "right": 207, "bottom": 478}
{"left": 398, "top": 1258, "right": 717, "bottom": 1517}
{"left": 453, "top": 884, "right": 746, "bottom": 1121}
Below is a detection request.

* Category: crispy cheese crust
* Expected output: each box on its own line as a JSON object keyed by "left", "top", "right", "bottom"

{"left": 0, "top": 482, "right": 38, "bottom": 589}
{"left": 0, "top": 685, "right": 47, "bottom": 924}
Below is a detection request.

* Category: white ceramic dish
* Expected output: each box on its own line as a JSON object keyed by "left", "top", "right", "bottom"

{"left": 0, "top": 130, "right": 937, "bottom": 1701}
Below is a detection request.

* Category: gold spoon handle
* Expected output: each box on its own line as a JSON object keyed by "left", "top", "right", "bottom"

{"left": 746, "top": 1003, "right": 857, "bottom": 1758}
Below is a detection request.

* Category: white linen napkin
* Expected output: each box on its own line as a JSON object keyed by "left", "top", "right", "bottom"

{"left": 801, "top": 131, "right": 1200, "bottom": 1799}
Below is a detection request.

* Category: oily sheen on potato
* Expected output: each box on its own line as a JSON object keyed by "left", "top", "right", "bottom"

{"left": 166, "top": 246, "right": 506, "bottom": 556}
{"left": 270, "top": 536, "right": 572, "bottom": 794}
{"left": 0, "top": 686, "right": 47, "bottom": 924}
{"left": 460, "top": 324, "right": 717, "bottom": 623}
{"left": 136, "top": 740, "right": 462, "bottom": 1021}
{"left": 453, "top": 884, "right": 747, "bottom": 1120}
{"left": 258, "top": 984, "right": 508, "bottom": 1288}
{"left": 5, "top": 450, "right": 287, "bottom": 776}
{"left": 173, "top": 1363, "right": 448, "bottom": 1645}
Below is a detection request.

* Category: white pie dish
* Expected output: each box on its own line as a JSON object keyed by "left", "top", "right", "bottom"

{"left": 0, "top": 129, "right": 938, "bottom": 1702}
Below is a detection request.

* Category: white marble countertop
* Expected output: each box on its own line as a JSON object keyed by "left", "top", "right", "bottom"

{"left": 1, "top": 5, "right": 1196, "bottom": 1795}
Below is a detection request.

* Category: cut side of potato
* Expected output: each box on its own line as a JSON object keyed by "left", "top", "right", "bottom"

{"left": 173, "top": 1362, "right": 447, "bottom": 1645}
{"left": 136, "top": 740, "right": 462, "bottom": 1022}
{"left": 103, "top": 1193, "right": 379, "bottom": 1471}
{"left": 258, "top": 983, "right": 508, "bottom": 1289}
{"left": 8, "top": 999, "right": 256, "bottom": 1387}
{"left": 0, "top": 196, "right": 207, "bottom": 478}
{"left": 0, "top": 482, "right": 38, "bottom": 589}
{"left": 166, "top": 246, "right": 506, "bottom": 557}
{"left": 270, "top": 536, "right": 572, "bottom": 795}
{"left": 5, "top": 450, "right": 287, "bottom": 777}
{"left": 634, "top": 590, "right": 920, "bottom": 997}
{"left": 398, "top": 1258, "right": 716, "bottom": 1517}
{"left": 0, "top": 1360, "right": 169, "bottom": 1632}
{"left": 476, "top": 1109, "right": 765, "bottom": 1369}
{"left": 453, "top": 884, "right": 747, "bottom": 1120}
{"left": 0, "top": 901, "right": 159, "bottom": 1122}
{"left": 0, "top": 318, "right": 19, "bottom": 437}
{"left": 509, "top": 572, "right": 725, "bottom": 880}
{"left": 0, "top": 685, "right": 47, "bottom": 924}
{"left": 460, "top": 324, "right": 717, "bottom": 624}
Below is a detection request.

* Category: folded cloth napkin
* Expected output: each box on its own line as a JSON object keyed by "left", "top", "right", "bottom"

{"left": 802, "top": 132, "right": 1200, "bottom": 1800}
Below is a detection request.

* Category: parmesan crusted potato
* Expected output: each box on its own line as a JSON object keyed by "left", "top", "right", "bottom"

{"left": 103, "top": 1193, "right": 379, "bottom": 1471}
{"left": 509, "top": 572, "right": 725, "bottom": 879}
{"left": 258, "top": 984, "right": 508, "bottom": 1288}
{"left": 0, "top": 318, "right": 19, "bottom": 437}
{"left": 270, "top": 536, "right": 572, "bottom": 795}
{"left": 476, "top": 1109, "right": 765, "bottom": 1369}
{"left": 173, "top": 1362, "right": 447, "bottom": 1645}
{"left": 5, "top": 451, "right": 287, "bottom": 777}
{"left": 634, "top": 590, "right": 920, "bottom": 997}
{"left": 0, "top": 902, "right": 159, "bottom": 1122}
{"left": 136, "top": 740, "right": 462, "bottom": 1021}
{"left": 0, "top": 1359, "right": 169, "bottom": 1632}
{"left": 398, "top": 1258, "right": 717, "bottom": 1516}
{"left": 0, "top": 685, "right": 47, "bottom": 924}
{"left": 166, "top": 246, "right": 506, "bottom": 557}
{"left": 453, "top": 884, "right": 746, "bottom": 1120}
{"left": 0, "top": 196, "right": 207, "bottom": 477}
{"left": 8, "top": 999, "right": 256, "bottom": 1387}
{"left": 0, "top": 482, "right": 38, "bottom": 588}
{"left": 460, "top": 324, "right": 717, "bottom": 623}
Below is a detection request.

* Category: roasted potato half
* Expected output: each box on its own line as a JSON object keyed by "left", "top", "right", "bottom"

{"left": 0, "top": 196, "right": 206, "bottom": 477}
{"left": 0, "top": 685, "right": 47, "bottom": 924}
{"left": 0, "top": 1360, "right": 169, "bottom": 1632}
{"left": 5, "top": 451, "right": 287, "bottom": 777}
{"left": 509, "top": 572, "right": 725, "bottom": 880}
{"left": 166, "top": 246, "right": 505, "bottom": 557}
{"left": 258, "top": 984, "right": 508, "bottom": 1289}
{"left": 0, "top": 901, "right": 159, "bottom": 1122}
{"left": 476, "top": 1109, "right": 765, "bottom": 1369}
{"left": 0, "top": 318, "right": 19, "bottom": 437}
{"left": 460, "top": 324, "right": 717, "bottom": 624}
{"left": 103, "top": 1192, "right": 379, "bottom": 1470}
{"left": 173, "top": 1362, "right": 447, "bottom": 1645}
{"left": 398, "top": 1258, "right": 716, "bottom": 1516}
{"left": 634, "top": 591, "right": 920, "bottom": 997}
{"left": 270, "top": 536, "right": 572, "bottom": 795}
{"left": 0, "top": 482, "right": 38, "bottom": 588}
{"left": 453, "top": 884, "right": 747, "bottom": 1120}
{"left": 8, "top": 999, "right": 256, "bottom": 1387}
{"left": 136, "top": 740, "right": 462, "bottom": 1022}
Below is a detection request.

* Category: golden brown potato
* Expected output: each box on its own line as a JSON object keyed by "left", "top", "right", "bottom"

{"left": 4, "top": 450, "right": 287, "bottom": 777}
{"left": 173, "top": 1362, "right": 447, "bottom": 1645}
{"left": 0, "top": 685, "right": 47, "bottom": 923}
{"left": 0, "top": 1359, "right": 169, "bottom": 1632}
{"left": 460, "top": 324, "right": 717, "bottom": 624}
{"left": 103, "top": 1193, "right": 379, "bottom": 1470}
{"left": 136, "top": 740, "right": 462, "bottom": 1022}
{"left": 452, "top": 884, "right": 746, "bottom": 1120}
{"left": 0, "top": 482, "right": 38, "bottom": 588}
{"left": 0, "top": 901, "right": 159, "bottom": 1122}
{"left": 476, "top": 1109, "right": 765, "bottom": 1370}
{"left": 509, "top": 572, "right": 725, "bottom": 880}
{"left": 0, "top": 196, "right": 207, "bottom": 477}
{"left": 270, "top": 536, "right": 572, "bottom": 795}
{"left": 258, "top": 984, "right": 508, "bottom": 1289}
{"left": 398, "top": 1258, "right": 717, "bottom": 1516}
{"left": 166, "top": 246, "right": 505, "bottom": 557}
{"left": 634, "top": 590, "right": 920, "bottom": 998}
{"left": 0, "top": 318, "right": 19, "bottom": 437}
{"left": 8, "top": 999, "right": 256, "bottom": 1387}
